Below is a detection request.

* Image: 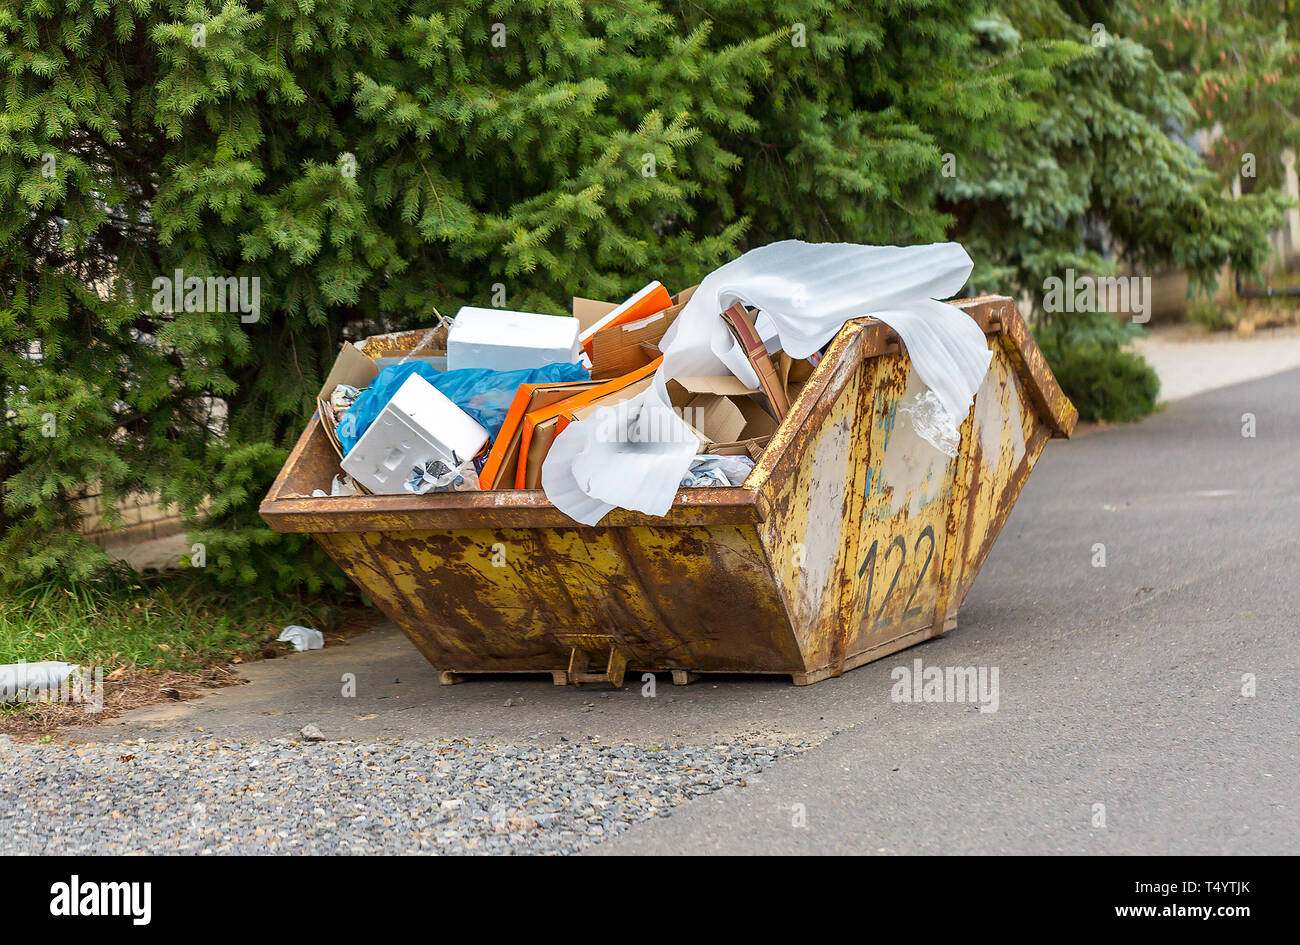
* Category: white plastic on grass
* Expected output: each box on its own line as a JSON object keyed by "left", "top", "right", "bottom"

{"left": 542, "top": 240, "right": 993, "bottom": 525}
{"left": 277, "top": 626, "right": 324, "bottom": 651}
{"left": 0, "top": 661, "right": 80, "bottom": 700}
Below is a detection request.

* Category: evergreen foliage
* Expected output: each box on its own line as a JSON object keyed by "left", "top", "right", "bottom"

{"left": 0, "top": 1, "right": 1287, "bottom": 587}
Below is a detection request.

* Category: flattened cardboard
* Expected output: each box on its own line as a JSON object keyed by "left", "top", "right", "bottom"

{"left": 665, "top": 375, "right": 759, "bottom": 406}
{"left": 661, "top": 375, "right": 763, "bottom": 450}
{"left": 514, "top": 360, "right": 662, "bottom": 489}
{"left": 586, "top": 284, "right": 697, "bottom": 380}
{"left": 572, "top": 297, "right": 619, "bottom": 333}
{"left": 519, "top": 415, "right": 564, "bottom": 490}
{"left": 683, "top": 393, "right": 746, "bottom": 446}
{"left": 721, "top": 302, "right": 789, "bottom": 420}
{"left": 567, "top": 377, "right": 656, "bottom": 423}
{"left": 319, "top": 342, "right": 381, "bottom": 402}
{"left": 707, "top": 434, "right": 772, "bottom": 457}
{"left": 317, "top": 342, "right": 382, "bottom": 461}
{"left": 589, "top": 304, "right": 679, "bottom": 379}
{"left": 778, "top": 351, "right": 816, "bottom": 389}
{"left": 519, "top": 376, "right": 654, "bottom": 489}
{"left": 735, "top": 396, "right": 779, "bottom": 437}
{"left": 703, "top": 397, "right": 778, "bottom": 456}
{"left": 579, "top": 282, "right": 672, "bottom": 360}
{"left": 478, "top": 380, "right": 601, "bottom": 489}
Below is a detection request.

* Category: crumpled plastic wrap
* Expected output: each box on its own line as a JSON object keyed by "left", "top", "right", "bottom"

{"left": 307, "top": 474, "right": 360, "bottom": 498}
{"left": 542, "top": 240, "right": 993, "bottom": 525}
{"left": 898, "top": 387, "right": 961, "bottom": 457}
{"left": 680, "top": 455, "right": 756, "bottom": 488}
{"left": 277, "top": 626, "right": 324, "bottom": 651}
{"left": 0, "top": 661, "right": 80, "bottom": 700}
{"left": 405, "top": 456, "right": 479, "bottom": 494}
{"left": 329, "top": 384, "right": 360, "bottom": 422}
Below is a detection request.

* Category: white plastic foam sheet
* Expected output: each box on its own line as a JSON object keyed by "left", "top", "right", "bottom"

{"left": 542, "top": 240, "right": 992, "bottom": 525}
{"left": 543, "top": 391, "right": 698, "bottom": 524}
{"left": 870, "top": 297, "right": 995, "bottom": 454}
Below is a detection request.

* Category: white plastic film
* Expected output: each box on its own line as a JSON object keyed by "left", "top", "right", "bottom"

{"left": 542, "top": 241, "right": 992, "bottom": 525}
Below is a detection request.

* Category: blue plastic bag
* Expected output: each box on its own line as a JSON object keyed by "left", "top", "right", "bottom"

{"left": 337, "top": 361, "right": 590, "bottom": 454}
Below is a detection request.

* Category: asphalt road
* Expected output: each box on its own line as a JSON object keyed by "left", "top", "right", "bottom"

{"left": 28, "top": 366, "right": 1300, "bottom": 855}
{"left": 596, "top": 367, "right": 1300, "bottom": 854}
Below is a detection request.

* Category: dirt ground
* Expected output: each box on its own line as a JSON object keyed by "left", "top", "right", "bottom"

{"left": 1, "top": 606, "right": 385, "bottom": 740}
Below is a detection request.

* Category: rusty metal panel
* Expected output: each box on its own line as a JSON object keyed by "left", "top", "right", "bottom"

{"left": 841, "top": 355, "right": 962, "bottom": 668}
{"left": 943, "top": 333, "right": 1058, "bottom": 615}
{"left": 260, "top": 296, "right": 1074, "bottom": 686}
{"left": 314, "top": 523, "right": 801, "bottom": 678}
{"left": 756, "top": 329, "right": 964, "bottom": 683}
{"left": 755, "top": 327, "right": 866, "bottom": 677}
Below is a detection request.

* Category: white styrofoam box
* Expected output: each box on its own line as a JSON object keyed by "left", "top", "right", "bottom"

{"left": 340, "top": 373, "right": 488, "bottom": 495}
{"left": 448, "top": 307, "right": 581, "bottom": 372}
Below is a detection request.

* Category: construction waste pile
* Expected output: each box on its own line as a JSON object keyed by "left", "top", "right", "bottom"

{"left": 309, "top": 240, "right": 992, "bottom": 525}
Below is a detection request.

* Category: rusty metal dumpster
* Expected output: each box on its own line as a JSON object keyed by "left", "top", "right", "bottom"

{"left": 259, "top": 296, "right": 1076, "bottom": 686}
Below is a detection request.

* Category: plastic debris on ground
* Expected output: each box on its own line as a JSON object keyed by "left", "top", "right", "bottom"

{"left": 0, "top": 661, "right": 82, "bottom": 701}
{"left": 277, "top": 626, "right": 324, "bottom": 651}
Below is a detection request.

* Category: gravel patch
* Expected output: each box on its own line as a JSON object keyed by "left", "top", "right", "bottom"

{"left": 1, "top": 735, "right": 801, "bottom": 854}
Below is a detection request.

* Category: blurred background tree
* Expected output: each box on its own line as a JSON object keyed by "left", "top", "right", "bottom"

{"left": 1130, "top": 0, "right": 1300, "bottom": 191}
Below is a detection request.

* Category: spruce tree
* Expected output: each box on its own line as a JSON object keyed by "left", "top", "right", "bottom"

{"left": 1, "top": 1, "right": 1287, "bottom": 589}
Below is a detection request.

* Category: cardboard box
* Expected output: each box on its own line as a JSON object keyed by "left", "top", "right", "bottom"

{"left": 340, "top": 373, "right": 489, "bottom": 495}
{"left": 705, "top": 396, "right": 779, "bottom": 454}
{"left": 448, "top": 307, "right": 581, "bottom": 372}
{"left": 572, "top": 296, "right": 618, "bottom": 332}
{"left": 665, "top": 376, "right": 760, "bottom": 451}
{"left": 583, "top": 285, "right": 697, "bottom": 380}
{"left": 578, "top": 281, "right": 672, "bottom": 359}
{"left": 317, "top": 342, "right": 382, "bottom": 461}
{"left": 590, "top": 300, "right": 681, "bottom": 380}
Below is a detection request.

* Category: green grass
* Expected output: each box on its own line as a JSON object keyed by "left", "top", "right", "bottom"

{"left": 0, "top": 568, "right": 355, "bottom": 672}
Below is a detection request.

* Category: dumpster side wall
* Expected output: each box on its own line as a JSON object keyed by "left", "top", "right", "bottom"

{"left": 756, "top": 324, "right": 966, "bottom": 683}
{"left": 312, "top": 524, "right": 803, "bottom": 676}
{"left": 939, "top": 334, "right": 1056, "bottom": 621}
